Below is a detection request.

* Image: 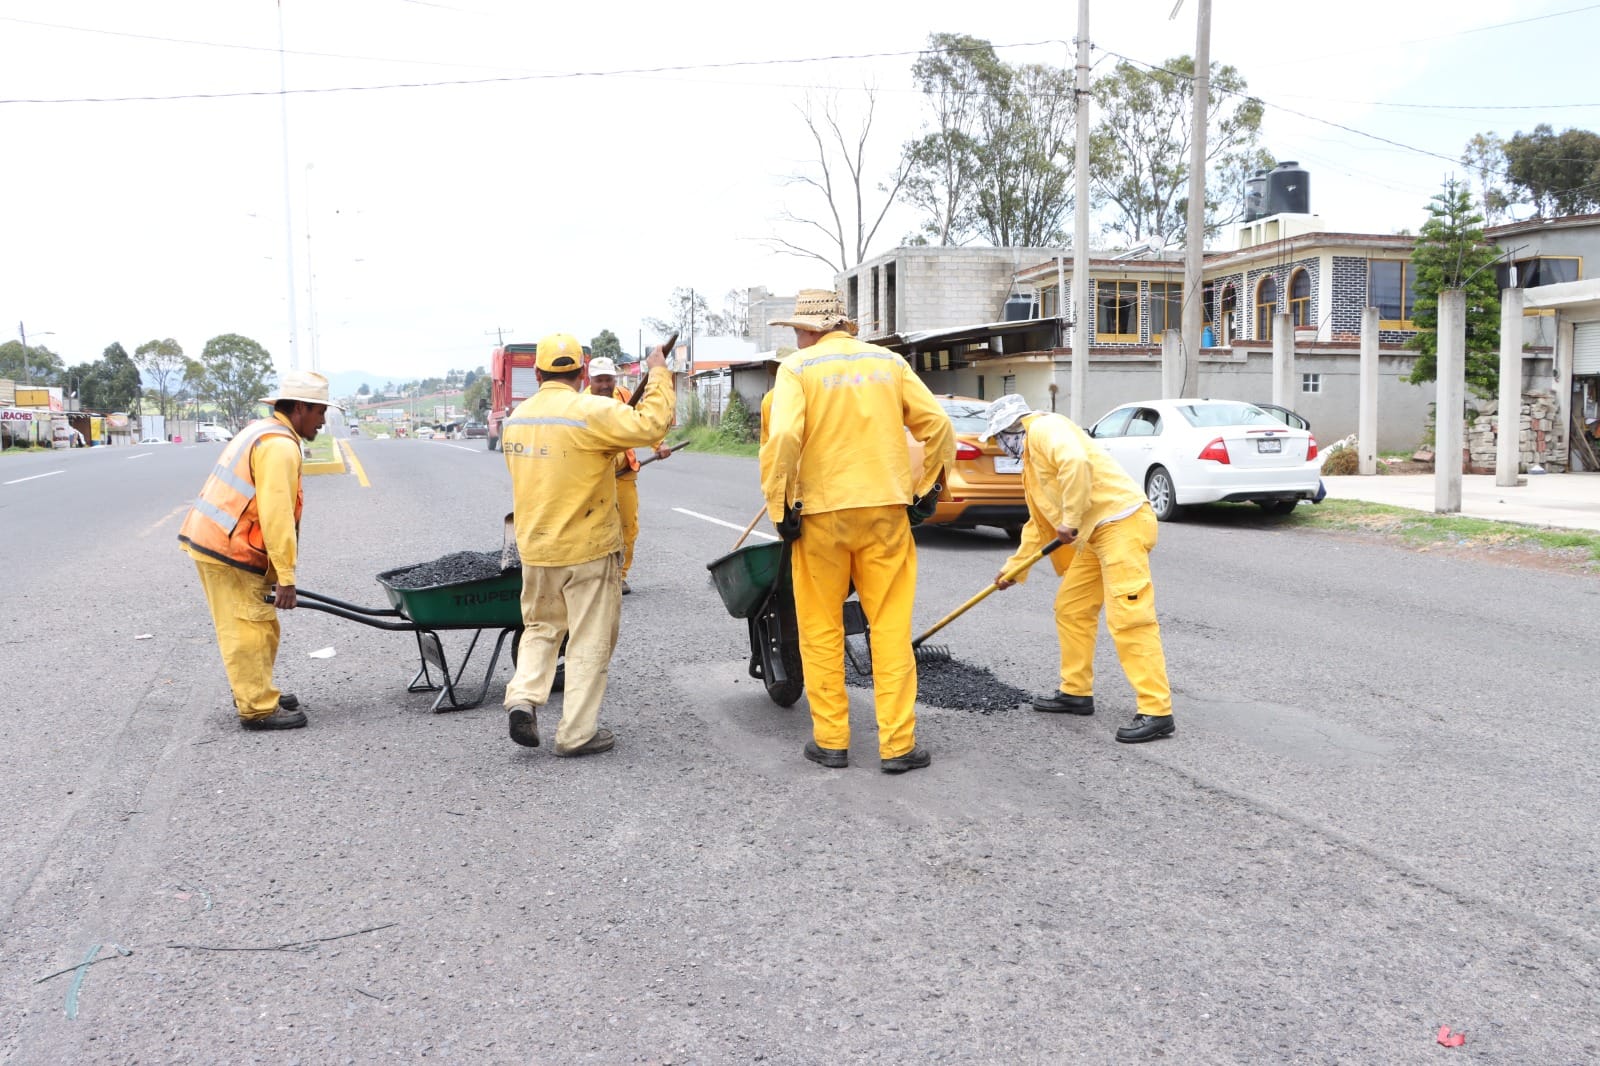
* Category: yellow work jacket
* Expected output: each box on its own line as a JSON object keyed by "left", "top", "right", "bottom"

{"left": 582, "top": 383, "right": 667, "bottom": 479}
{"left": 1005, "top": 413, "right": 1148, "bottom": 583}
{"left": 504, "top": 367, "right": 675, "bottom": 567}
{"left": 760, "top": 331, "right": 955, "bottom": 524}
{"left": 178, "top": 412, "right": 304, "bottom": 582}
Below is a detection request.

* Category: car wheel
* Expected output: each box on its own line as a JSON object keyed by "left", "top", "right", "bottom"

{"left": 1259, "top": 499, "right": 1298, "bottom": 516}
{"left": 1145, "top": 466, "right": 1180, "bottom": 521}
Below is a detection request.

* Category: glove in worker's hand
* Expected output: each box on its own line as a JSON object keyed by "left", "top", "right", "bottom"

{"left": 777, "top": 504, "right": 803, "bottom": 543}
{"left": 907, "top": 484, "right": 942, "bottom": 527}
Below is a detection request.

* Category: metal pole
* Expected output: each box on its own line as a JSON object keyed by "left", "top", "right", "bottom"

{"left": 18, "top": 322, "right": 31, "bottom": 386}
{"left": 1179, "top": 0, "right": 1211, "bottom": 397}
{"left": 305, "top": 162, "right": 319, "bottom": 372}
{"left": 1070, "top": 0, "right": 1091, "bottom": 425}
{"left": 1271, "top": 312, "right": 1293, "bottom": 409}
{"left": 1434, "top": 289, "right": 1465, "bottom": 513}
{"left": 277, "top": 1, "right": 301, "bottom": 372}
{"left": 1358, "top": 307, "right": 1378, "bottom": 475}
{"left": 1496, "top": 287, "right": 1524, "bottom": 486}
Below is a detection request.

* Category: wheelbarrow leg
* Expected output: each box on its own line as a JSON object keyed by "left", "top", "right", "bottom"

{"left": 430, "top": 627, "right": 520, "bottom": 713}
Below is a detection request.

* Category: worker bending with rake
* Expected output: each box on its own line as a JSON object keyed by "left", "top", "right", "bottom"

{"left": 584, "top": 355, "right": 673, "bottom": 595}
{"left": 501, "top": 335, "right": 674, "bottom": 757}
{"left": 762, "top": 289, "right": 955, "bottom": 773}
{"left": 981, "top": 394, "right": 1176, "bottom": 743}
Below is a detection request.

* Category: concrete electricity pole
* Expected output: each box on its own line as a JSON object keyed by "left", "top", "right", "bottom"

{"left": 1178, "top": 0, "right": 1212, "bottom": 398}
{"left": 1069, "top": 0, "right": 1091, "bottom": 426}
{"left": 1434, "top": 289, "right": 1466, "bottom": 513}
{"left": 277, "top": 1, "right": 300, "bottom": 372}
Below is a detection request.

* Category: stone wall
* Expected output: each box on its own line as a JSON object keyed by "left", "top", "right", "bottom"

{"left": 1466, "top": 390, "right": 1567, "bottom": 473}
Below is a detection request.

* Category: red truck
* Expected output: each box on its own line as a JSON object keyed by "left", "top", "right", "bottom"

{"left": 486, "top": 342, "right": 539, "bottom": 451}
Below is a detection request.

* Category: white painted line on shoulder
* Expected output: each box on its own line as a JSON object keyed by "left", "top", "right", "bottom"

{"left": 440, "top": 443, "right": 477, "bottom": 453}
{"left": 672, "top": 507, "right": 778, "bottom": 540}
{"left": 3, "top": 470, "right": 63, "bottom": 485}
{"left": 126, "top": 453, "right": 152, "bottom": 460}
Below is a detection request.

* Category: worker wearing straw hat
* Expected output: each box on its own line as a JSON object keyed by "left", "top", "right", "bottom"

{"left": 178, "top": 371, "right": 336, "bottom": 731}
{"left": 762, "top": 288, "right": 955, "bottom": 773}
{"left": 584, "top": 355, "right": 673, "bottom": 595}
{"left": 979, "top": 394, "right": 1175, "bottom": 743}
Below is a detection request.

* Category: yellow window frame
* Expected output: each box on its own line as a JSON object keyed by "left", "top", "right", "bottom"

{"left": 1370, "top": 260, "right": 1416, "bottom": 330}
{"left": 1096, "top": 280, "right": 1140, "bottom": 343}
{"left": 1150, "top": 282, "right": 1182, "bottom": 336}
{"left": 1288, "top": 268, "right": 1312, "bottom": 328}
{"left": 1256, "top": 275, "right": 1278, "bottom": 340}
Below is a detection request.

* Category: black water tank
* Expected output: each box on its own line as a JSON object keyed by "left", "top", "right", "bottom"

{"left": 1265, "top": 161, "right": 1310, "bottom": 216}
{"left": 1002, "top": 293, "right": 1038, "bottom": 321}
{"left": 1243, "top": 172, "right": 1268, "bottom": 222}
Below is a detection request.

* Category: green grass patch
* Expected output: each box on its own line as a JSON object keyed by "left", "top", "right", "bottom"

{"left": 679, "top": 424, "right": 758, "bottom": 458}
{"left": 303, "top": 434, "right": 341, "bottom": 465}
{"left": 1286, "top": 498, "right": 1600, "bottom": 561}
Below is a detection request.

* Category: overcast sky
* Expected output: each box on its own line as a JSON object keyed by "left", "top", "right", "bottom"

{"left": 3, "top": 0, "right": 1595, "bottom": 387}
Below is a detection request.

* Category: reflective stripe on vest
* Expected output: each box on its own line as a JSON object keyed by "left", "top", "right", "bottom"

{"left": 177, "top": 418, "right": 302, "bottom": 573}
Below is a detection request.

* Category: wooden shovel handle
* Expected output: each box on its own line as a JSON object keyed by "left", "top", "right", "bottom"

{"left": 731, "top": 504, "right": 767, "bottom": 550}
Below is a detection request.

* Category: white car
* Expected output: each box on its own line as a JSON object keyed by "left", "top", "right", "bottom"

{"left": 415, "top": 426, "right": 435, "bottom": 440}
{"left": 1088, "top": 399, "right": 1321, "bottom": 520}
{"left": 196, "top": 423, "right": 233, "bottom": 443}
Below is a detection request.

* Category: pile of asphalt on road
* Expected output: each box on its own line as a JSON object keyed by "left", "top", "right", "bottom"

{"left": 385, "top": 551, "right": 513, "bottom": 589}
{"left": 844, "top": 653, "right": 1032, "bottom": 714}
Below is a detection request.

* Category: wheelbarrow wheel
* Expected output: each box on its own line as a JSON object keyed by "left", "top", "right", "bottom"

{"left": 508, "top": 628, "right": 566, "bottom": 692}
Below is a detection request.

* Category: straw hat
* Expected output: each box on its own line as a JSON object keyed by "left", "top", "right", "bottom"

{"left": 261, "top": 370, "right": 339, "bottom": 409}
{"left": 587, "top": 356, "right": 619, "bottom": 378}
{"left": 536, "top": 333, "right": 585, "bottom": 372}
{"left": 768, "top": 288, "right": 857, "bottom": 335}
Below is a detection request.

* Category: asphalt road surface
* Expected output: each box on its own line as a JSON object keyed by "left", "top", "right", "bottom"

{"left": 2, "top": 436, "right": 1597, "bottom": 1063}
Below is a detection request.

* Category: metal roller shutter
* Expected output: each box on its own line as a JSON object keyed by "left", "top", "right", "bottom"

{"left": 1576, "top": 322, "right": 1600, "bottom": 375}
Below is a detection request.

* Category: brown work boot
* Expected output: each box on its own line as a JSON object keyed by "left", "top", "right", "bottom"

{"left": 507, "top": 703, "right": 539, "bottom": 748}
{"left": 555, "top": 728, "right": 615, "bottom": 758}
{"left": 240, "top": 706, "right": 307, "bottom": 731}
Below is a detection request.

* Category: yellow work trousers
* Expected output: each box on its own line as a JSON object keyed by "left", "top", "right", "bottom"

{"left": 617, "top": 473, "right": 639, "bottom": 580}
{"left": 791, "top": 505, "right": 918, "bottom": 759}
{"left": 193, "top": 557, "right": 282, "bottom": 720}
{"left": 1054, "top": 505, "right": 1172, "bottom": 716}
{"left": 504, "top": 552, "right": 622, "bottom": 751}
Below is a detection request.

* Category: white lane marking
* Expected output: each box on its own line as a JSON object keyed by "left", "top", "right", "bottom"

{"left": 440, "top": 443, "right": 477, "bottom": 453}
{"left": 672, "top": 507, "right": 778, "bottom": 541}
{"left": 3, "top": 470, "right": 63, "bottom": 485}
{"left": 126, "top": 453, "right": 152, "bottom": 460}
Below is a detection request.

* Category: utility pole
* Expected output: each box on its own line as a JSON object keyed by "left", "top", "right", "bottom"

{"left": 688, "top": 288, "right": 696, "bottom": 377}
{"left": 17, "top": 322, "right": 32, "bottom": 386}
{"left": 305, "top": 162, "right": 320, "bottom": 372}
{"left": 484, "top": 327, "right": 514, "bottom": 346}
{"left": 1178, "top": 0, "right": 1211, "bottom": 398}
{"left": 277, "top": 1, "right": 300, "bottom": 372}
{"left": 1069, "top": 0, "right": 1091, "bottom": 425}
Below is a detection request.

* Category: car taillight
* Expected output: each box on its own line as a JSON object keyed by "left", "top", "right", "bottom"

{"left": 955, "top": 441, "right": 982, "bottom": 460}
{"left": 1198, "top": 437, "right": 1230, "bottom": 464}
{"left": 1306, "top": 435, "right": 1319, "bottom": 461}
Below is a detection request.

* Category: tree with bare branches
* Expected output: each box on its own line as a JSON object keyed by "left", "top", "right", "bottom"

{"left": 767, "top": 91, "right": 908, "bottom": 272}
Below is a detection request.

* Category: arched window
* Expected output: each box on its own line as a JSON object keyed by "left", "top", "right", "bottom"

{"left": 1256, "top": 275, "right": 1278, "bottom": 340}
{"left": 1289, "top": 269, "right": 1312, "bottom": 328}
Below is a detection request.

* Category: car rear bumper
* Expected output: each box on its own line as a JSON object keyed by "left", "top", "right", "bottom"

{"left": 930, "top": 502, "right": 1031, "bottom": 529}
{"left": 1176, "top": 465, "right": 1322, "bottom": 505}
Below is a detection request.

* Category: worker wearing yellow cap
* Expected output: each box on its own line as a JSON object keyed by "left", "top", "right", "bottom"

{"left": 501, "top": 335, "right": 675, "bottom": 757}
{"left": 584, "top": 355, "right": 674, "bottom": 595}
{"left": 762, "top": 289, "right": 956, "bottom": 774}
{"left": 981, "top": 394, "right": 1175, "bottom": 743}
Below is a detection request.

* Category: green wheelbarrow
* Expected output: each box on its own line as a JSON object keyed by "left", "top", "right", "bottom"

{"left": 705, "top": 539, "right": 870, "bottom": 708}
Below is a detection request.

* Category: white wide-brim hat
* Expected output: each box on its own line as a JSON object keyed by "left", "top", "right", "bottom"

{"left": 261, "top": 370, "right": 340, "bottom": 410}
{"left": 977, "top": 393, "right": 1033, "bottom": 442}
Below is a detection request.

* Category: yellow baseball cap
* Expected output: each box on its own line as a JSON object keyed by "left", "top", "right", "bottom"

{"left": 536, "top": 333, "right": 584, "bottom": 372}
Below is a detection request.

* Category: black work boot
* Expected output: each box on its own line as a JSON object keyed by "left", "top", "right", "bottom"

{"left": 279, "top": 693, "right": 300, "bottom": 711}
{"left": 881, "top": 745, "right": 932, "bottom": 774}
{"left": 240, "top": 706, "right": 308, "bottom": 731}
{"left": 803, "top": 740, "right": 848, "bottom": 769}
{"left": 1032, "top": 691, "right": 1095, "bottom": 715}
{"left": 1116, "top": 713, "right": 1175, "bottom": 743}
{"left": 508, "top": 704, "right": 540, "bottom": 748}
{"left": 555, "top": 728, "right": 615, "bottom": 758}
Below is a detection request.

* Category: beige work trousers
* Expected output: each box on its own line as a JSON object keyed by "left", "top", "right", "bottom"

{"left": 193, "top": 557, "right": 283, "bottom": 720}
{"left": 504, "top": 552, "right": 622, "bottom": 751}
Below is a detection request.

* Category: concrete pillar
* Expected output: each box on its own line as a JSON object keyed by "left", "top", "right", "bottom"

{"left": 1359, "top": 307, "right": 1379, "bottom": 475}
{"left": 1161, "top": 330, "right": 1181, "bottom": 398}
{"left": 1271, "top": 312, "right": 1294, "bottom": 410}
{"left": 1434, "top": 290, "right": 1465, "bottom": 513}
{"left": 1496, "top": 288, "right": 1524, "bottom": 486}
{"left": 1557, "top": 317, "right": 1575, "bottom": 462}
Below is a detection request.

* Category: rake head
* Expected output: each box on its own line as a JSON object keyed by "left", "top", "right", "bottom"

{"left": 913, "top": 643, "right": 952, "bottom": 664}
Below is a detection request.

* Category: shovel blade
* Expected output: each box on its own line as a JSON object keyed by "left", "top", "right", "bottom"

{"left": 500, "top": 512, "right": 519, "bottom": 571}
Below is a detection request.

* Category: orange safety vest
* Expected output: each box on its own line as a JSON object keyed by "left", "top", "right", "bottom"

{"left": 177, "top": 417, "right": 303, "bottom": 574}
{"left": 614, "top": 385, "right": 641, "bottom": 474}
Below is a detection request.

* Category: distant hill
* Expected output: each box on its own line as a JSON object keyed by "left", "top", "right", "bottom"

{"left": 324, "top": 369, "right": 384, "bottom": 398}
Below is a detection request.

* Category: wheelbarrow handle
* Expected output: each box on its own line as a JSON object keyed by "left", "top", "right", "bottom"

{"left": 263, "top": 591, "right": 415, "bottom": 631}
{"left": 911, "top": 537, "right": 1065, "bottom": 649}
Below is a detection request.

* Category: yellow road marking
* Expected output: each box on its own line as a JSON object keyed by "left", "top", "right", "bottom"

{"left": 143, "top": 503, "right": 189, "bottom": 538}
{"left": 341, "top": 438, "right": 371, "bottom": 487}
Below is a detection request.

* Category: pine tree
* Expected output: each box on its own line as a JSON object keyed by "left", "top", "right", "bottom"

{"left": 1406, "top": 179, "right": 1502, "bottom": 397}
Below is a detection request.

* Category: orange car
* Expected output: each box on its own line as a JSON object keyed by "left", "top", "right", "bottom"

{"left": 909, "top": 395, "right": 1030, "bottom": 539}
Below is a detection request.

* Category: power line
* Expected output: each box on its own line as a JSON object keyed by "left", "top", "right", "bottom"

{"left": 1248, "top": 2, "right": 1600, "bottom": 68}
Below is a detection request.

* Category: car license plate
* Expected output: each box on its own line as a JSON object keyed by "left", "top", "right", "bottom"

{"left": 1257, "top": 438, "right": 1282, "bottom": 454}
{"left": 993, "top": 456, "right": 1023, "bottom": 474}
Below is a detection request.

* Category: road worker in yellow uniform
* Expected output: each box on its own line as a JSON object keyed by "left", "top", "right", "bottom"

{"left": 981, "top": 394, "right": 1176, "bottom": 743}
{"left": 583, "top": 355, "right": 673, "bottom": 595}
{"left": 762, "top": 289, "right": 955, "bottom": 774}
{"left": 178, "top": 371, "right": 334, "bottom": 731}
{"left": 501, "top": 335, "right": 674, "bottom": 757}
